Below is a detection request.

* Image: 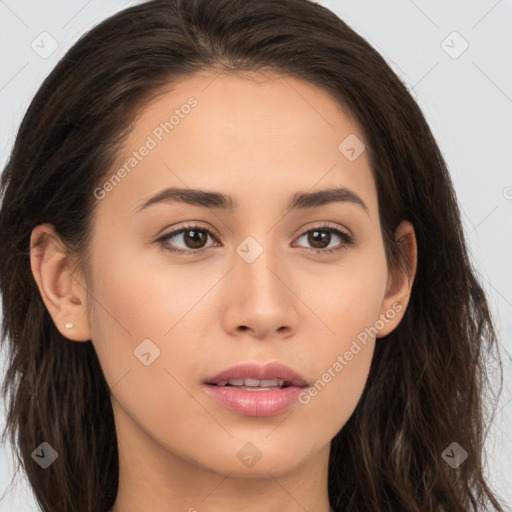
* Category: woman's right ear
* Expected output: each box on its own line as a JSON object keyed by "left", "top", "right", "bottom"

{"left": 30, "top": 223, "right": 91, "bottom": 342}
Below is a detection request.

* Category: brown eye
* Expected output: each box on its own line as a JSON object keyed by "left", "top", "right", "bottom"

{"left": 158, "top": 225, "right": 217, "bottom": 255}
{"left": 293, "top": 225, "right": 355, "bottom": 254}
{"left": 180, "top": 228, "right": 209, "bottom": 249}
{"left": 306, "top": 229, "right": 332, "bottom": 249}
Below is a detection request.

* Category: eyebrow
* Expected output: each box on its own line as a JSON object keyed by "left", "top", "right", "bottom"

{"left": 135, "top": 186, "right": 369, "bottom": 215}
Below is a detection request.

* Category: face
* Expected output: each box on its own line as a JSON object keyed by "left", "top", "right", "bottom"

{"left": 32, "top": 71, "right": 416, "bottom": 484}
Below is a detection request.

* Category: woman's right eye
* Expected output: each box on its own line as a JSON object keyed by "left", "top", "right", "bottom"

{"left": 158, "top": 225, "right": 218, "bottom": 255}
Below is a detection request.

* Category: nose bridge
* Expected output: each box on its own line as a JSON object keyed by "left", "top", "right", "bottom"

{"left": 234, "top": 232, "right": 286, "bottom": 301}
{"left": 220, "top": 229, "right": 300, "bottom": 337}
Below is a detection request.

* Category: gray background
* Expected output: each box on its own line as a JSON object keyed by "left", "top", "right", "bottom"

{"left": 1, "top": 0, "right": 511, "bottom": 510}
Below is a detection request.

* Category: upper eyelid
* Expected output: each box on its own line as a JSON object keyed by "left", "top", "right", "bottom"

{"left": 163, "top": 222, "right": 221, "bottom": 241}
{"left": 159, "top": 221, "right": 352, "bottom": 245}
{"left": 293, "top": 221, "right": 352, "bottom": 238}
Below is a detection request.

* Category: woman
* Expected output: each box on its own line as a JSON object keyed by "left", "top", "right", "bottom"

{"left": 0, "top": 0, "right": 506, "bottom": 510}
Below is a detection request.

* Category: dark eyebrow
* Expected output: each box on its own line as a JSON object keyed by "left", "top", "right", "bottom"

{"left": 288, "top": 187, "right": 369, "bottom": 215}
{"left": 135, "top": 186, "right": 369, "bottom": 215}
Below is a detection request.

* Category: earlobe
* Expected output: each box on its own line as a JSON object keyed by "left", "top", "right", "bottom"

{"left": 30, "top": 223, "right": 91, "bottom": 342}
{"left": 377, "top": 220, "right": 418, "bottom": 338}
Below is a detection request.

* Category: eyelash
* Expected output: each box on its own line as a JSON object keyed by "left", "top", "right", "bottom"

{"left": 156, "top": 222, "right": 355, "bottom": 256}
{"left": 156, "top": 224, "right": 355, "bottom": 256}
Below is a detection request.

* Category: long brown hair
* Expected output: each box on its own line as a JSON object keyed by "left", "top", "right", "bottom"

{"left": 0, "top": 0, "right": 506, "bottom": 510}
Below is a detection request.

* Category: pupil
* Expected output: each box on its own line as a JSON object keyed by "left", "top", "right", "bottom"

{"left": 309, "top": 230, "right": 330, "bottom": 249}
{"left": 185, "top": 229, "right": 206, "bottom": 249}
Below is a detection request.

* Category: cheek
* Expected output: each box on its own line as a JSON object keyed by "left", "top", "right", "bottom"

{"left": 297, "top": 248, "right": 387, "bottom": 427}
{"left": 311, "top": 245, "right": 388, "bottom": 341}
{"left": 85, "top": 245, "right": 213, "bottom": 439}
{"left": 298, "top": 318, "right": 377, "bottom": 438}
{"left": 85, "top": 237, "right": 220, "bottom": 397}
{"left": 87, "top": 229, "right": 193, "bottom": 339}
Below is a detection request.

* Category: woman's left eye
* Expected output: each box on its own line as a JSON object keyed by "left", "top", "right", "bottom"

{"left": 293, "top": 225, "right": 355, "bottom": 254}
{"left": 157, "top": 223, "right": 355, "bottom": 256}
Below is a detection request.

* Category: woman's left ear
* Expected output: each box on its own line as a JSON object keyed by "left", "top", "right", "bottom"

{"left": 30, "top": 223, "right": 92, "bottom": 342}
{"left": 376, "top": 220, "right": 417, "bottom": 338}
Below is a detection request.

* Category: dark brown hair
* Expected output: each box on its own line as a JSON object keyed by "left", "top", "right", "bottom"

{"left": 0, "top": 0, "right": 506, "bottom": 510}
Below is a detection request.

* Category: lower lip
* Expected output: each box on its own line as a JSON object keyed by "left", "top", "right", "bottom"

{"left": 204, "top": 384, "right": 305, "bottom": 417}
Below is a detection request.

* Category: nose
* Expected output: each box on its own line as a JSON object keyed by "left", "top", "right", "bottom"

{"left": 220, "top": 240, "right": 300, "bottom": 340}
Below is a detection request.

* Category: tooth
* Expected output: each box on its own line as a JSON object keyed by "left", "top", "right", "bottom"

{"left": 260, "top": 379, "right": 280, "bottom": 387}
{"left": 244, "top": 378, "right": 261, "bottom": 387}
{"left": 220, "top": 378, "right": 285, "bottom": 388}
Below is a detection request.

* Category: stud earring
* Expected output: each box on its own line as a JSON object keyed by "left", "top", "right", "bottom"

{"left": 65, "top": 323, "right": 74, "bottom": 329}
{"left": 384, "top": 303, "right": 401, "bottom": 319}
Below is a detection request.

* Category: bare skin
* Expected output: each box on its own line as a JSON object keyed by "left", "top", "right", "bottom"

{"left": 30, "top": 71, "right": 417, "bottom": 512}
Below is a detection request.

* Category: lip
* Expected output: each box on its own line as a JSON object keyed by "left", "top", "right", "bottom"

{"left": 204, "top": 361, "right": 309, "bottom": 387}
{"left": 203, "top": 361, "right": 309, "bottom": 417}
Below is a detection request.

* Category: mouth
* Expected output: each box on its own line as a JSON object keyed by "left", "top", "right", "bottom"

{"left": 203, "top": 361, "right": 309, "bottom": 417}
{"left": 208, "top": 378, "right": 296, "bottom": 391}
{"left": 204, "top": 361, "right": 309, "bottom": 389}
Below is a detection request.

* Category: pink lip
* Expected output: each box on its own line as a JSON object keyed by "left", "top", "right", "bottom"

{"left": 204, "top": 361, "right": 308, "bottom": 387}
{"left": 204, "top": 385, "right": 305, "bottom": 417}
{"left": 203, "top": 361, "right": 309, "bottom": 417}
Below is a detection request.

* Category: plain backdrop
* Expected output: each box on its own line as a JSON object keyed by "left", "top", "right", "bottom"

{"left": 1, "top": 0, "right": 511, "bottom": 510}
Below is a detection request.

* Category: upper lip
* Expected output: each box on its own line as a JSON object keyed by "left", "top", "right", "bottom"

{"left": 204, "top": 361, "right": 309, "bottom": 387}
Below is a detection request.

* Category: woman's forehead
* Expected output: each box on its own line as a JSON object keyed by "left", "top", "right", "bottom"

{"left": 98, "top": 72, "right": 377, "bottom": 219}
